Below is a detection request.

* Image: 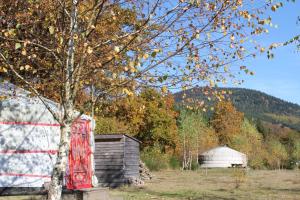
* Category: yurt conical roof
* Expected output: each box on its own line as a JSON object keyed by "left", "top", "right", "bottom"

{"left": 201, "top": 146, "right": 246, "bottom": 157}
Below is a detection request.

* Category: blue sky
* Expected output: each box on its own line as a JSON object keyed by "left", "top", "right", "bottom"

{"left": 227, "top": 1, "right": 300, "bottom": 105}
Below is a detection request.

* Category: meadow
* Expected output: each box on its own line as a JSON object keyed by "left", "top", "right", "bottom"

{"left": 2, "top": 169, "right": 300, "bottom": 200}
{"left": 110, "top": 169, "right": 300, "bottom": 200}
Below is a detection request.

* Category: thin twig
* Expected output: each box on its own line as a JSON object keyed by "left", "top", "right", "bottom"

{"left": 0, "top": 51, "right": 62, "bottom": 124}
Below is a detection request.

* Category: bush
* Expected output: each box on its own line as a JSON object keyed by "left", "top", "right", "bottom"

{"left": 141, "top": 144, "right": 169, "bottom": 171}
{"left": 232, "top": 168, "right": 247, "bottom": 189}
{"left": 191, "top": 160, "right": 199, "bottom": 171}
{"left": 248, "top": 156, "right": 266, "bottom": 169}
{"left": 169, "top": 155, "right": 181, "bottom": 169}
{"left": 95, "top": 117, "right": 128, "bottom": 133}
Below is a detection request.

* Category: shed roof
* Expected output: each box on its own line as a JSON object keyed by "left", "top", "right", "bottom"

{"left": 94, "top": 134, "right": 141, "bottom": 143}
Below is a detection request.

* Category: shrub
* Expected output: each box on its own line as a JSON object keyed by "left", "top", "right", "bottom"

{"left": 191, "top": 160, "right": 199, "bottom": 171}
{"left": 232, "top": 168, "right": 247, "bottom": 189}
{"left": 169, "top": 155, "right": 181, "bottom": 169}
{"left": 141, "top": 144, "right": 169, "bottom": 171}
{"left": 95, "top": 117, "right": 128, "bottom": 133}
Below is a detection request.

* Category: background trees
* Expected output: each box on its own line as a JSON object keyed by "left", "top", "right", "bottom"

{"left": 0, "top": 0, "right": 285, "bottom": 198}
{"left": 178, "top": 109, "right": 217, "bottom": 170}
{"left": 265, "top": 138, "right": 289, "bottom": 169}
{"left": 210, "top": 101, "right": 244, "bottom": 145}
{"left": 230, "top": 119, "right": 265, "bottom": 169}
{"left": 97, "top": 88, "right": 179, "bottom": 151}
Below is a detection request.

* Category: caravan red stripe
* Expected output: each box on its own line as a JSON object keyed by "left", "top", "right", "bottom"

{"left": 0, "top": 173, "right": 51, "bottom": 178}
{"left": 0, "top": 121, "right": 60, "bottom": 126}
{"left": 0, "top": 150, "right": 58, "bottom": 154}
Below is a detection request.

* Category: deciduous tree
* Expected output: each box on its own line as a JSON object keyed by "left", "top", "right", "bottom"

{"left": 100, "top": 88, "right": 179, "bottom": 151}
{"left": 178, "top": 109, "right": 217, "bottom": 170}
{"left": 211, "top": 101, "right": 244, "bottom": 145}
{"left": 265, "top": 138, "right": 288, "bottom": 170}
{"left": 0, "top": 0, "right": 278, "bottom": 199}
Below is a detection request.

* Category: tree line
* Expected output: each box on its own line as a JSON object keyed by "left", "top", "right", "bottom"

{"left": 96, "top": 88, "right": 300, "bottom": 170}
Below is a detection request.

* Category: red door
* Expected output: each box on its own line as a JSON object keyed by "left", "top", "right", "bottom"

{"left": 66, "top": 119, "right": 92, "bottom": 189}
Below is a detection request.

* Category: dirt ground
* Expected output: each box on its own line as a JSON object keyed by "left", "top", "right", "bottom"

{"left": 110, "top": 169, "right": 300, "bottom": 200}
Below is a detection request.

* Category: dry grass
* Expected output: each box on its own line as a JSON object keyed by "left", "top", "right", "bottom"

{"left": 110, "top": 169, "right": 300, "bottom": 200}
{"left": 2, "top": 170, "right": 299, "bottom": 200}
{"left": 0, "top": 196, "right": 43, "bottom": 200}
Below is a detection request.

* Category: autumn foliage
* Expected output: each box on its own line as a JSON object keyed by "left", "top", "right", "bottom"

{"left": 96, "top": 88, "right": 179, "bottom": 152}
{"left": 210, "top": 101, "right": 244, "bottom": 145}
{"left": 0, "top": 0, "right": 294, "bottom": 199}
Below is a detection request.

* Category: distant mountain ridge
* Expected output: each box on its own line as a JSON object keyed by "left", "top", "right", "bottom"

{"left": 174, "top": 87, "right": 300, "bottom": 131}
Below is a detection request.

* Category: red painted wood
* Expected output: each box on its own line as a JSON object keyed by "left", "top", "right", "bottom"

{"left": 66, "top": 120, "right": 92, "bottom": 189}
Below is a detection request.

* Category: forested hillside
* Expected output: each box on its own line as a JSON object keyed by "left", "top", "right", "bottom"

{"left": 95, "top": 88, "right": 300, "bottom": 170}
{"left": 174, "top": 87, "right": 300, "bottom": 131}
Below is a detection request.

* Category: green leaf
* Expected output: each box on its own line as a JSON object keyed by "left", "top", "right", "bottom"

{"left": 15, "top": 43, "right": 21, "bottom": 50}
{"left": 158, "top": 77, "right": 164, "bottom": 83}
{"left": 151, "top": 51, "right": 157, "bottom": 57}
{"left": 162, "top": 75, "right": 168, "bottom": 81}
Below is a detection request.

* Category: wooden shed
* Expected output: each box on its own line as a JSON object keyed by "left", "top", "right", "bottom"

{"left": 94, "top": 134, "right": 140, "bottom": 187}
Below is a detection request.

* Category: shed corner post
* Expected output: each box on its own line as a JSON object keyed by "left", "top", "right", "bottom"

{"left": 122, "top": 135, "right": 126, "bottom": 171}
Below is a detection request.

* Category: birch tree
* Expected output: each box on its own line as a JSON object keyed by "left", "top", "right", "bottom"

{"left": 178, "top": 109, "right": 217, "bottom": 170}
{"left": 0, "top": 0, "right": 278, "bottom": 199}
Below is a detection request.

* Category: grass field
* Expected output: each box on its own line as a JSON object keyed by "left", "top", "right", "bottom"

{"left": 1, "top": 169, "right": 299, "bottom": 200}
{"left": 110, "top": 169, "right": 300, "bottom": 200}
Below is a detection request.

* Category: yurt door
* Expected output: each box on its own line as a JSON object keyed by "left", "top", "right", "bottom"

{"left": 66, "top": 119, "right": 92, "bottom": 189}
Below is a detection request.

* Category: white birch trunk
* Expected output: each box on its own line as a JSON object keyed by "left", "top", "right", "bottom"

{"left": 189, "top": 151, "right": 192, "bottom": 170}
{"left": 182, "top": 131, "right": 186, "bottom": 170}
{"left": 48, "top": 0, "right": 78, "bottom": 199}
{"left": 47, "top": 122, "right": 72, "bottom": 200}
{"left": 196, "top": 134, "right": 199, "bottom": 170}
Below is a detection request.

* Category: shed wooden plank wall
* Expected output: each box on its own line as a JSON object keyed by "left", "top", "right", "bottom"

{"left": 94, "top": 134, "right": 140, "bottom": 187}
{"left": 124, "top": 137, "right": 140, "bottom": 178}
{"left": 94, "top": 136, "right": 125, "bottom": 187}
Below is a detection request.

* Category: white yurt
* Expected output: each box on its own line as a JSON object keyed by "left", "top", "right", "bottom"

{"left": 0, "top": 82, "right": 97, "bottom": 190}
{"left": 199, "top": 146, "right": 247, "bottom": 168}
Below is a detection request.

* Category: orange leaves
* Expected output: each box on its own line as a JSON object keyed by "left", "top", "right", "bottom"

{"left": 161, "top": 86, "right": 168, "bottom": 94}
{"left": 0, "top": 0, "right": 281, "bottom": 123}
{"left": 211, "top": 101, "right": 244, "bottom": 145}
{"left": 122, "top": 88, "right": 134, "bottom": 96}
{"left": 236, "top": 0, "right": 243, "bottom": 6}
{"left": 271, "top": 2, "right": 283, "bottom": 12}
{"left": 239, "top": 11, "right": 251, "bottom": 20}
{"left": 0, "top": 66, "right": 8, "bottom": 73}
{"left": 0, "top": 95, "right": 8, "bottom": 101}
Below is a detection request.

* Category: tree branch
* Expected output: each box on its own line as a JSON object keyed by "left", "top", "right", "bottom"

{"left": 0, "top": 35, "right": 63, "bottom": 67}
{"left": 0, "top": 51, "right": 62, "bottom": 124}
